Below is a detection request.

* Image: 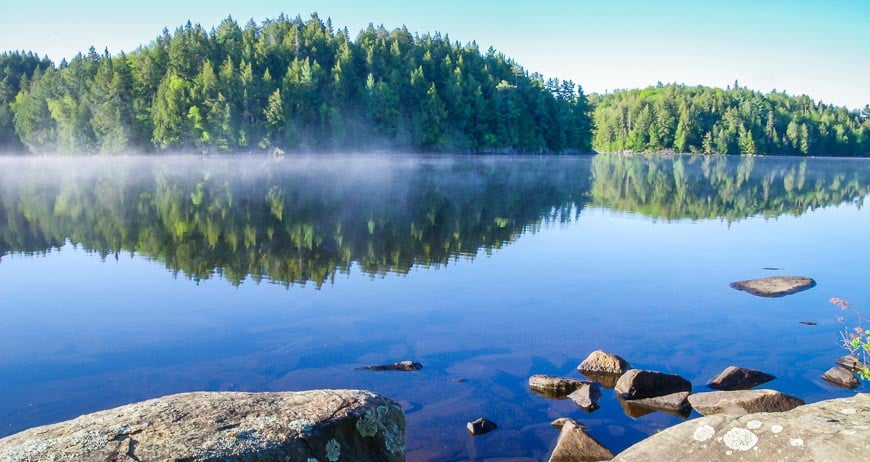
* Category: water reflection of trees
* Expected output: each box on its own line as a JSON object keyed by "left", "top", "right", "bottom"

{"left": 0, "top": 156, "right": 590, "bottom": 286}
{"left": 2, "top": 154, "right": 868, "bottom": 286}
{"left": 591, "top": 154, "right": 869, "bottom": 221}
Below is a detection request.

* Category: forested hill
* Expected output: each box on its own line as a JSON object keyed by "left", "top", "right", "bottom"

{"left": 1, "top": 14, "right": 868, "bottom": 156}
{"left": 0, "top": 14, "right": 591, "bottom": 154}
{"left": 590, "top": 84, "right": 870, "bottom": 156}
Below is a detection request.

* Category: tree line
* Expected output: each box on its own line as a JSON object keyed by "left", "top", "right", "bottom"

{"left": 0, "top": 14, "right": 868, "bottom": 156}
{"left": 591, "top": 83, "right": 870, "bottom": 156}
{"left": 0, "top": 14, "right": 590, "bottom": 155}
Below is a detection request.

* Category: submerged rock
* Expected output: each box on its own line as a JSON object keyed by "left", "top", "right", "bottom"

{"left": 688, "top": 389, "right": 804, "bottom": 416}
{"left": 618, "top": 391, "right": 692, "bottom": 419}
{"left": 568, "top": 383, "right": 602, "bottom": 412}
{"left": 529, "top": 374, "right": 590, "bottom": 398}
{"left": 549, "top": 420, "right": 614, "bottom": 462}
{"left": 615, "top": 369, "right": 692, "bottom": 400}
{"left": 577, "top": 350, "right": 631, "bottom": 375}
{"left": 0, "top": 390, "right": 406, "bottom": 462}
{"left": 612, "top": 394, "right": 870, "bottom": 461}
{"left": 729, "top": 276, "right": 816, "bottom": 297}
{"left": 466, "top": 418, "right": 497, "bottom": 436}
{"left": 822, "top": 366, "right": 859, "bottom": 390}
{"left": 358, "top": 360, "right": 423, "bottom": 372}
{"left": 707, "top": 366, "right": 775, "bottom": 390}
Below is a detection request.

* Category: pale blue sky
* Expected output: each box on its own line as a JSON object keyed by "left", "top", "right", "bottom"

{"left": 1, "top": 0, "right": 867, "bottom": 109}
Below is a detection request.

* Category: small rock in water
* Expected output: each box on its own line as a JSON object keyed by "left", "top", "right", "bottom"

{"left": 529, "top": 374, "right": 590, "bottom": 398}
{"left": 762, "top": 267, "right": 783, "bottom": 271}
{"left": 835, "top": 354, "right": 867, "bottom": 374}
{"left": 568, "top": 383, "right": 602, "bottom": 412}
{"left": 798, "top": 321, "right": 817, "bottom": 326}
{"left": 729, "top": 275, "right": 816, "bottom": 297}
{"left": 358, "top": 360, "right": 423, "bottom": 372}
{"left": 548, "top": 420, "right": 614, "bottom": 462}
{"left": 821, "top": 366, "right": 859, "bottom": 390}
{"left": 577, "top": 350, "right": 631, "bottom": 375}
{"left": 615, "top": 369, "right": 692, "bottom": 400}
{"left": 466, "top": 417, "right": 497, "bottom": 436}
{"left": 707, "top": 366, "right": 775, "bottom": 390}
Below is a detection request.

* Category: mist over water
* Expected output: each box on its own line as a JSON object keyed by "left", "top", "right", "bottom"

{"left": 1, "top": 153, "right": 869, "bottom": 459}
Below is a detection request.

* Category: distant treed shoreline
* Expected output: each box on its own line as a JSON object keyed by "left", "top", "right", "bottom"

{"left": 0, "top": 13, "right": 868, "bottom": 156}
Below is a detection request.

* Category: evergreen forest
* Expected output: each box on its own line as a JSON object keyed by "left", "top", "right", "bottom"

{"left": 0, "top": 14, "right": 868, "bottom": 156}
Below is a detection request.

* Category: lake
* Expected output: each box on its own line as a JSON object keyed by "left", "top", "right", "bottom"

{"left": 0, "top": 154, "right": 868, "bottom": 460}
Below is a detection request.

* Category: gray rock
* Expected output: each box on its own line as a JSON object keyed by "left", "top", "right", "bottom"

{"left": 549, "top": 420, "right": 615, "bottom": 462}
{"left": 577, "top": 350, "right": 631, "bottom": 374}
{"left": 707, "top": 366, "right": 775, "bottom": 390}
{"left": 358, "top": 360, "right": 422, "bottom": 372}
{"left": 568, "top": 383, "right": 602, "bottom": 411}
{"left": 0, "top": 390, "right": 406, "bottom": 462}
{"left": 529, "top": 374, "right": 590, "bottom": 398}
{"left": 729, "top": 276, "right": 816, "bottom": 297}
{"left": 618, "top": 391, "right": 692, "bottom": 418}
{"left": 466, "top": 418, "right": 497, "bottom": 436}
{"left": 822, "top": 366, "right": 859, "bottom": 390}
{"left": 836, "top": 354, "right": 867, "bottom": 374}
{"left": 688, "top": 389, "right": 804, "bottom": 416}
{"left": 615, "top": 369, "right": 692, "bottom": 400}
{"left": 612, "top": 394, "right": 870, "bottom": 461}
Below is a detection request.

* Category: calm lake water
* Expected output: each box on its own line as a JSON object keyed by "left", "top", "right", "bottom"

{"left": 1, "top": 154, "right": 868, "bottom": 460}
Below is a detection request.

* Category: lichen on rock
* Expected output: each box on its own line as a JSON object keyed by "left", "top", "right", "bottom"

{"left": 325, "top": 438, "right": 341, "bottom": 461}
{"left": 722, "top": 427, "right": 758, "bottom": 451}
{"left": 693, "top": 424, "right": 715, "bottom": 442}
{"left": 356, "top": 409, "right": 379, "bottom": 437}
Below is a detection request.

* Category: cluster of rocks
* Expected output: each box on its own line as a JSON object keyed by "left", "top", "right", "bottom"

{"left": 527, "top": 350, "right": 819, "bottom": 461}
{"left": 726, "top": 275, "right": 867, "bottom": 389}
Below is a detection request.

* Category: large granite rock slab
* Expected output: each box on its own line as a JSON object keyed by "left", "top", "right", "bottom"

{"left": 688, "top": 389, "right": 805, "bottom": 416}
{"left": 612, "top": 394, "right": 870, "bottom": 461}
{"left": 615, "top": 369, "right": 692, "bottom": 400}
{"left": 729, "top": 276, "right": 816, "bottom": 297}
{"left": 0, "top": 390, "right": 406, "bottom": 462}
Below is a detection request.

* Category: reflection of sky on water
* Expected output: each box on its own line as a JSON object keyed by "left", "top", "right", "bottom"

{"left": 1, "top": 156, "right": 869, "bottom": 459}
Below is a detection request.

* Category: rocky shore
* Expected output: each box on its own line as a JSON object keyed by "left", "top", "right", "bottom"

{"left": 528, "top": 349, "right": 867, "bottom": 461}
